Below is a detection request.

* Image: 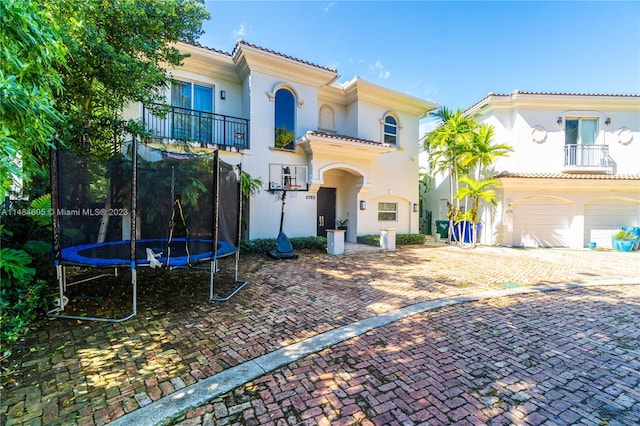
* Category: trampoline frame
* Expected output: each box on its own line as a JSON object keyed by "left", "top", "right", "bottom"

{"left": 47, "top": 139, "right": 247, "bottom": 322}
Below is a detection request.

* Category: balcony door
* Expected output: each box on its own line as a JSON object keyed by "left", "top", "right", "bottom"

{"left": 171, "top": 81, "right": 213, "bottom": 144}
{"left": 565, "top": 118, "right": 597, "bottom": 166}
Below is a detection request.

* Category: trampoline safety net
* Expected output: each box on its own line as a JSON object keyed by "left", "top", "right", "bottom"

{"left": 48, "top": 138, "right": 244, "bottom": 321}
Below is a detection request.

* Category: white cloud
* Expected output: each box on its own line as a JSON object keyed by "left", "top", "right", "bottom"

{"left": 324, "top": 2, "right": 335, "bottom": 12}
{"left": 370, "top": 60, "right": 391, "bottom": 79}
{"left": 232, "top": 23, "right": 253, "bottom": 39}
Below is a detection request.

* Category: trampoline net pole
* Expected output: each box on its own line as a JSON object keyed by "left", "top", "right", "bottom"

{"left": 209, "top": 260, "right": 215, "bottom": 300}
{"left": 58, "top": 264, "right": 65, "bottom": 312}
{"left": 132, "top": 269, "right": 137, "bottom": 316}
{"left": 130, "top": 136, "right": 138, "bottom": 318}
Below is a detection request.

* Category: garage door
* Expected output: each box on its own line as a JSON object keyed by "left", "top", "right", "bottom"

{"left": 513, "top": 198, "right": 570, "bottom": 247}
{"left": 585, "top": 200, "right": 640, "bottom": 248}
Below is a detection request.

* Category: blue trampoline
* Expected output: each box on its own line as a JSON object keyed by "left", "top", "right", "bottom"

{"left": 61, "top": 238, "right": 235, "bottom": 268}
{"left": 48, "top": 141, "right": 247, "bottom": 322}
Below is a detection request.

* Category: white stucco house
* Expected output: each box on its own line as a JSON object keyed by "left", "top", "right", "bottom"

{"left": 425, "top": 91, "right": 640, "bottom": 249}
{"left": 123, "top": 41, "right": 437, "bottom": 242}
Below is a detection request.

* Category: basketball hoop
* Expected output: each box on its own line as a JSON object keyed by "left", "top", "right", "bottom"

{"left": 284, "top": 184, "right": 301, "bottom": 191}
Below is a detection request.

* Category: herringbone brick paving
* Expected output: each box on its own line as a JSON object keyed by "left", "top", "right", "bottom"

{"left": 1, "top": 245, "right": 639, "bottom": 425}
{"left": 172, "top": 286, "right": 639, "bottom": 426}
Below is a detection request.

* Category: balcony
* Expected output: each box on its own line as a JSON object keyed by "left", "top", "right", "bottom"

{"left": 563, "top": 144, "right": 611, "bottom": 174}
{"left": 142, "top": 104, "right": 249, "bottom": 150}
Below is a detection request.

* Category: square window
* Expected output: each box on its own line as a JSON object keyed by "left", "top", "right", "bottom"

{"left": 378, "top": 202, "right": 397, "bottom": 221}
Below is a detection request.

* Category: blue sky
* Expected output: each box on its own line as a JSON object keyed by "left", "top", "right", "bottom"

{"left": 200, "top": 1, "right": 640, "bottom": 112}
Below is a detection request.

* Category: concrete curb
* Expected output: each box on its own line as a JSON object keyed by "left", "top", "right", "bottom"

{"left": 108, "top": 279, "right": 639, "bottom": 425}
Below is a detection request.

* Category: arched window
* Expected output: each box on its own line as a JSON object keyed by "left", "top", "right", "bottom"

{"left": 274, "top": 88, "right": 295, "bottom": 149}
{"left": 319, "top": 104, "right": 335, "bottom": 132}
{"left": 383, "top": 114, "right": 398, "bottom": 145}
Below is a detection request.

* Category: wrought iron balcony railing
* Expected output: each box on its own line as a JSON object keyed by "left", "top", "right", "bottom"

{"left": 564, "top": 144, "right": 610, "bottom": 169}
{"left": 142, "top": 104, "right": 249, "bottom": 150}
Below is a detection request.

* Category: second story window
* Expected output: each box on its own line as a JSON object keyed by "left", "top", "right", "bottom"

{"left": 383, "top": 114, "right": 398, "bottom": 145}
{"left": 274, "top": 88, "right": 295, "bottom": 150}
{"left": 565, "top": 118, "right": 597, "bottom": 146}
{"left": 171, "top": 81, "right": 213, "bottom": 142}
{"left": 564, "top": 117, "right": 607, "bottom": 168}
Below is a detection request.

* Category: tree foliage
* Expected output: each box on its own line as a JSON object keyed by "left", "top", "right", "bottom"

{"left": 425, "top": 107, "right": 512, "bottom": 246}
{"left": 0, "top": 0, "right": 66, "bottom": 199}
{"left": 48, "top": 0, "right": 210, "bottom": 155}
{"left": 0, "top": 0, "right": 210, "bottom": 344}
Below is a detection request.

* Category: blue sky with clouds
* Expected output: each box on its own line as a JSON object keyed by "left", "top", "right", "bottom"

{"left": 200, "top": 1, "right": 639, "bottom": 112}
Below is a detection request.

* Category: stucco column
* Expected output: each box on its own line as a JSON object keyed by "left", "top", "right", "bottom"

{"left": 327, "top": 229, "right": 345, "bottom": 255}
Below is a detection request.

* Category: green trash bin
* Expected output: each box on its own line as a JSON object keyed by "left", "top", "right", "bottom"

{"left": 435, "top": 220, "right": 449, "bottom": 239}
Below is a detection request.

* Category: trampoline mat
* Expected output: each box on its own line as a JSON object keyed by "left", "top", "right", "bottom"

{"left": 61, "top": 238, "right": 235, "bottom": 267}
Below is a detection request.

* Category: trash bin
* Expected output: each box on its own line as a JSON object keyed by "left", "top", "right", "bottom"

{"left": 451, "top": 221, "right": 482, "bottom": 244}
{"left": 436, "top": 220, "right": 449, "bottom": 239}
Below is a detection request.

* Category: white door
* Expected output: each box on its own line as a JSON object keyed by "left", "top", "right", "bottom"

{"left": 513, "top": 198, "right": 571, "bottom": 247}
{"left": 584, "top": 200, "right": 640, "bottom": 248}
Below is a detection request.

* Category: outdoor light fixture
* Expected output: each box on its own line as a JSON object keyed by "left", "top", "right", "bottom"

{"left": 605, "top": 117, "right": 611, "bottom": 127}
{"left": 359, "top": 200, "right": 366, "bottom": 210}
{"left": 413, "top": 203, "right": 419, "bottom": 212}
{"left": 557, "top": 117, "right": 563, "bottom": 126}
{"left": 220, "top": 90, "right": 226, "bottom": 100}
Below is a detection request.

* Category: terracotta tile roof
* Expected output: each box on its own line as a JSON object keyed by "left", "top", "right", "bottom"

{"left": 179, "top": 40, "right": 337, "bottom": 73}
{"left": 306, "top": 131, "right": 386, "bottom": 146}
{"left": 465, "top": 90, "right": 640, "bottom": 114}
{"left": 233, "top": 40, "right": 337, "bottom": 73}
{"left": 496, "top": 172, "right": 640, "bottom": 180}
{"left": 179, "top": 40, "right": 232, "bottom": 57}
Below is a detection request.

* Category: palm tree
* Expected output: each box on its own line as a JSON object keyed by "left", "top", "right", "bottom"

{"left": 456, "top": 176, "right": 500, "bottom": 247}
{"left": 463, "top": 124, "right": 513, "bottom": 181}
{"left": 424, "top": 107, "right": 477, "bottom": 244}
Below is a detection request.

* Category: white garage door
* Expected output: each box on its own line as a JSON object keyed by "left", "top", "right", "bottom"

{"left": 513, "top": 198, "right": 570, "bottom": 248}
{"left": 585, "top": 200, "right": 640, "bottom": 248}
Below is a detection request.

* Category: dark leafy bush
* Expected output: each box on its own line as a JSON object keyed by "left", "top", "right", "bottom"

{"left": 1, "top": 194, "right": 54, "bottom": 346}
{"left": 397, "top": 233, "right": 427, "bottom": 245}
{"left": 289, "top": 236, "right": 327, "bottom": 250}
{"left": 358, "top": 233, "right": 426, "bottom": 246}
{"left": 357, "top": 235, "right": 380, "bottom": 246}
{"left": 240, "top": 236, "right": 327, "bottom": 254}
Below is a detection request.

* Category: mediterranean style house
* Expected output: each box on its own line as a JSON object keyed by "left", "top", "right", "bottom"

{"left": 123, "top": 40, "right": 437, "bottom": 242}
{"left": 425, "top": 91, "right": 640, "bottom": 249}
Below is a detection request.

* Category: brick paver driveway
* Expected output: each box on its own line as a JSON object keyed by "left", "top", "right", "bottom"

{"left": 1, "top": 245, "right": 639, "bottom": 425}
{"left": 173, "top": 285, "right": 640, "bottom": 425}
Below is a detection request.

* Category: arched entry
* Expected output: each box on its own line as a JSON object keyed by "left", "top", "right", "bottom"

{"left": 313, "top": 164, "right": 368, "bottom": 242}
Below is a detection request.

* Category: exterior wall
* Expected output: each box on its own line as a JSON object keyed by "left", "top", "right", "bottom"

{"left": 487, "top": 109, "right": 640, "bottom": 175}
{"left": 423, "top": 93, "right": 640, "bottom": 248}
{"left": 122, "top": 42, "right": 434, "bottom": 241}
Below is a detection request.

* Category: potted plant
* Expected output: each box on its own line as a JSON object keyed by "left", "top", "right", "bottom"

{"left": 336, "top": 218, "right": 349, "bottom": 231}
{"left": 612, "top": 229, "right": 636, "bottom": 252}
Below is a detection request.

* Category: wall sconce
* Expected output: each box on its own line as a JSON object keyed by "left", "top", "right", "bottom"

{"left": 605, "top": 117, "right": 611, "bottom": 127}
{"left": 413, "top": 203, "right": 419, "bottom": 212}
{"left": 359, "top": 200, "right": 366, "bottom": 210}
{"left": 557, "top": 117, "right": 563, "bottom": 126}
{"left": 220, "top": 90, "right": 226, "bottom": 100}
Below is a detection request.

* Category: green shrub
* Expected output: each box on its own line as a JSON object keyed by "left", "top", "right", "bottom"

{"left": 240, "top": 238, "right": 276, "bottom": 254}
{"left": 358, "top": 233, "right": 426, "bottom": 246}
{"left": 290, "top": 236, "right": 327, "bottom": 250}
{"left": 357, "top": 235, "right": 380, "bottom": 246}
{"left": 397, "top": 233, "right": 427, "bottom": 245}
{"left": 240, "top": 236, "right": 327, "bottom": 254}
{"left": 0, "top": 195, "right": 54, "bottom": 346}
